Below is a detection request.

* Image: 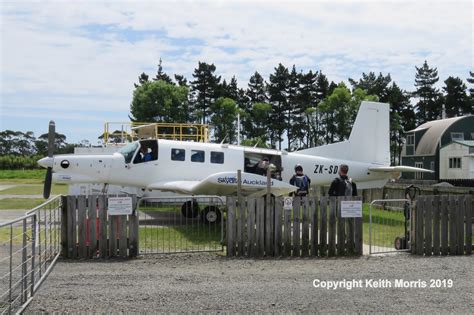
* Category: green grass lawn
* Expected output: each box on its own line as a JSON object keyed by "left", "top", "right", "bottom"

{"left": 139, "top": 225, "right": 222, "bottom": 252}
{"left": 0, "top": 169, "right": 45, "bottom": 184}
{"left": 0, "top": 184, "right": 68, "bottom": 195}
{"left": 0, "top": 198, "right": 46, "bottom": 210}
{"left": 362, "top": 204, "right": 406, "bottom": 248}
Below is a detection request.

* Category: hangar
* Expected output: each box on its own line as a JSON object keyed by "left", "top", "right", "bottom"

{"left": 401, "top": 115, "right": 474, "bottom": 180}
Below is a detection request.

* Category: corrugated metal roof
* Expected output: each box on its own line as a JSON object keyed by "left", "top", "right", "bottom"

{"left": 410, "top": 116, "right": 469, "bottom": 156}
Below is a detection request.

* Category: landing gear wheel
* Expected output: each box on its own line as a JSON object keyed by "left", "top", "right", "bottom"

{"left": 181, "top": 200, "right": 199, "bottom": 218}
{"left": 201, "top": 206, "right": 221, "bottom": 224}
{"left": 394, "top": 236, "right": 406, "bottom": 250}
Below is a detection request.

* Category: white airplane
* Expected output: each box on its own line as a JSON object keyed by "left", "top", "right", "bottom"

{"left": 38, "top": 101, "right": 431, "bottom": 222}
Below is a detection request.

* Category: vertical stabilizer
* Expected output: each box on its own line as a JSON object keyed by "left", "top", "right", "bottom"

{"left": 348, "top": 101, "right": 390, "bottom": 165}
{"left": 297, "top": 101, "right": 390, "bottom": 165}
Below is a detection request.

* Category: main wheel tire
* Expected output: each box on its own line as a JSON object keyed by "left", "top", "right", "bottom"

{"left": 181, "top": 200, "right": 199, "bottom": 218}
{"left": 394, "top": 236, "right": 406, "bottom": 250}
{"left": 201, "top": 206, "right": 221, "bottom": 224}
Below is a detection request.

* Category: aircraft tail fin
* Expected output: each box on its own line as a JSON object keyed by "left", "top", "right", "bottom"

{"left": 298, "top": 101, "right": 390, "bottom": 165}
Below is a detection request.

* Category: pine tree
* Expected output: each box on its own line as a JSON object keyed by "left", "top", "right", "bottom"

{"left": 286, "top": 65, "right": 301, "bottom": 150}
{"left": 467, "top": 71, "right": 474, "bottom": 96}
{"left": 153, "top": 58, "right": 174, "bottom": 84}
{"left": 190, "top": 62, "right": 221, "bottom": 124}
{"left": 247, "top": 72, "right": 267, "bottom": 104}
{"left": 134, "top": 72, "right": 149, "bottom": 88}
{"left": 298, "top": 70, "right": 318, "bottom": 148}
{"left": 413, "top": 61, "right": 441, "bottom": 123}
{"left": 386, "top": 83, "right": 415, "bottom": 164}
{"left": 349, "top": 72, "right": 392, "bottom": 102}
{"left": 443, "top": 76, "right": 470, "bottom": 116}
{"left": 267, "top": 63, "right": 289, "bottom": 149}
{"left": 174, "top": 74, "right": 188, "bottom": 87}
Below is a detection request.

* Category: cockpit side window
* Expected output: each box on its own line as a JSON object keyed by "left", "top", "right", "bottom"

{"left": 118, "top": 142, "right": 139, "bottom": 164}
{"left": 134, "top": 140, "right": 158, "bottom": 164}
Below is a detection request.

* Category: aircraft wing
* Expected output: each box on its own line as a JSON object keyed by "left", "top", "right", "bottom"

{"left": 368, "top": 166, "right": 434, "bottom": 173}
{"left": 147, "top": 171, "right": 298, "bottom": 196}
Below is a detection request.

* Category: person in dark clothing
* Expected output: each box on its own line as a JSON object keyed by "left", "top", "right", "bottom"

{"left": 328, "top": 164, "right": 357, "bottom": 197}
{"left": 290, "top": 164, "right": 311, "bottom": 196}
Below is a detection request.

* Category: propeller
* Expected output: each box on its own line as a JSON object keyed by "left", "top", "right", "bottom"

{"left": 43, "top": 121, "right": 55, "bottom": 199}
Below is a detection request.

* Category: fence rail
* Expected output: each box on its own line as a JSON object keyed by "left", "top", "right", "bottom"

{"left": 0, "top": 196, "right": 62, "bottom": 315}
{"left": 413, "top": 195, "right": 473, "bottom": 256}
{"left": 226, "top": 196, "right": 363, "bottom": 257}
{"left": 61, "top": 195, "right": 139, "bottom": 259}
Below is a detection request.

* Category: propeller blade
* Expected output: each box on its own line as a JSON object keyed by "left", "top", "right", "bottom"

{"left": 43, "top": 167, "right": 52, "bottom": 199}
{"left": 48, "top": 120, "right": 55, "bottom": 157}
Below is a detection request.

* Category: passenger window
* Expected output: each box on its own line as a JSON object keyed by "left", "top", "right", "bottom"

{"left": 191, "top": 150, "right": 205, "bottom": 163}
{"left": 171, "top": 148, "right": 185, "bottom": 161}
{"left": 211, "top": 151, "right": 224, "bottom": 164}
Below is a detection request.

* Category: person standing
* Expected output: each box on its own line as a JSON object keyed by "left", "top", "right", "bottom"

{"left": 290, "top": 164, "right": 311, "bottom": 196}
{"left": 328, "top": 164, "right": 357, "bottom": 197}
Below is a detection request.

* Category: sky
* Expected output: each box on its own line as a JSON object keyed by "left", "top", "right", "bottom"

{"left": 1, "top": 0, "right": 472, "bottom": 144}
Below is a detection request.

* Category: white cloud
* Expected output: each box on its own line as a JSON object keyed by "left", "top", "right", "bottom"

{"left": 1, "top": 0, "right": 472, "bottom": 141}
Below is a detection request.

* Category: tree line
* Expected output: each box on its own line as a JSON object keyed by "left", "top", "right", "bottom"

{"left": 130, "top": 59, "right": 474, "bottom": 164}
{"left": 0, "top": 130, "right": 74, "bottom": 169}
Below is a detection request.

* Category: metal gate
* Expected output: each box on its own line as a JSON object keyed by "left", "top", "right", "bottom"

{"left": 0, "top": 196, "right": 62, "bottom": 314}
{"left": 369, "top": 199, "right": 412, "bottom": 255}
{"left": 137, "top": 196, "right": 225, "bottom": 254}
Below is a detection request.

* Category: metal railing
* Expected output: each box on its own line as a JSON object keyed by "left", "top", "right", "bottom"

{"left": 369, "top": 199, "right": 411, "bottom": 255}
{"left": 0, "top": 196, "right": 62, "bottom": 314}
{"left": 138, "top": 196, "right": 225, "bottom": 254}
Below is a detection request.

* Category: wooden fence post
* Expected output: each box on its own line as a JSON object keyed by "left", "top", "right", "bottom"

{"left": 311, "top": 197, "right": 318, "bottom": 257}
{"left": 226, "top": 197, "right": 235, "bottom": 257}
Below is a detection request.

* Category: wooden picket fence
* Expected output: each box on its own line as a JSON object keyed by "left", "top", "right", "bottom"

{"left": 226, "top": 196, "right": 363, "bottom": 257}
{"left": 413, "top": 195, "right": 473, "bottom": 256}
{"left": 61, "top": 195, "right": 139, "bottom": 259}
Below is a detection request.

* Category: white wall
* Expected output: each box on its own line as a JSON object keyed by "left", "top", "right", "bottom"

{"left": 440, "top": 143, "right": 473, "bottom": 179}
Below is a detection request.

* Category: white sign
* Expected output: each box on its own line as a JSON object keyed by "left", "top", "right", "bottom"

{"left": 283, "top": 197, "right": 293, "bottom": 210}
{"left": 340, "top": 200, "right": 362, "bottom": 218}
{"left": 108, "top": 197, "right": 133, "bottom": 215}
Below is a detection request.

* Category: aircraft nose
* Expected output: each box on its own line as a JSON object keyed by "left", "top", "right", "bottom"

{"left": 38, "top": 157, "right": 54, "bottom": 168}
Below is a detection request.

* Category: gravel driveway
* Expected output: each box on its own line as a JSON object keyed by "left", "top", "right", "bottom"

{"left": 25, "top": 253, "right": 473, "bottom": 313}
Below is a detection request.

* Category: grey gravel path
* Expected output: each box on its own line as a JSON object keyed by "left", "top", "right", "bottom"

{"left": 26, "top": 253, "right": 473, "bottom": 313}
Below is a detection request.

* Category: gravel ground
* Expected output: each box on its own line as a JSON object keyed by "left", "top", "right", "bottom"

{"left": 26, "top": 253, "right": 473, "bottom": 313}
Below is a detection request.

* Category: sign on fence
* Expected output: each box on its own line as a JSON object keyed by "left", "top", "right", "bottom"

{"left": 283, "top": 197, "right": 293, "bottom": 210}
{"left": 108, "top": 197, "right": 133, "bottom": 215}
{"left": 226, "top": 196, "right": 363, "bottom": 258}
{"left": 340, "top": 200, "right": 363, "bottom": 218}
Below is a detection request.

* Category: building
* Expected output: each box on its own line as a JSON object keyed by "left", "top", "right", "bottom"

{"left": 401, "top": 115, "right": 474, "bottom": 180}
{"left": 439, "top": 140, "right": 474, "bottom": 179}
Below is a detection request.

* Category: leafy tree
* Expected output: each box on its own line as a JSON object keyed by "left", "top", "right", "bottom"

{"left": 318, "top": 83, "right": 378, "bottom": 143}
{"left": 190, "top": 62, "right": 221, "bottom": 124}
{"left": 247, "top": 102, "right": 272, "bottom": 142}
{"left": 0, "top": 130, "right": 36, "bottom": 155}
{"left": 443, "top": 76, "right": 471, "bottom": 117}
{"left": 153, "top": 58, "right": 174, "bottom": 84}
{"left": 413, "top": 61, "right": 441, "bottom": 123}
{"left": 38, "top": 132, "right": 70, "bottom": 154}
{"left": 210, "top": 97, "right": 238, "bottom": 142}
{"left": 267, "top": 63, "right": 289, "bottom": 149}
{"left": 130, "top": 80, "right": 189, "bottom": 123}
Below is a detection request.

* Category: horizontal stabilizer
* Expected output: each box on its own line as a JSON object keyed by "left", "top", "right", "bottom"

{"left": 368, "top": 166, "right": 434, "bottom": 173}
